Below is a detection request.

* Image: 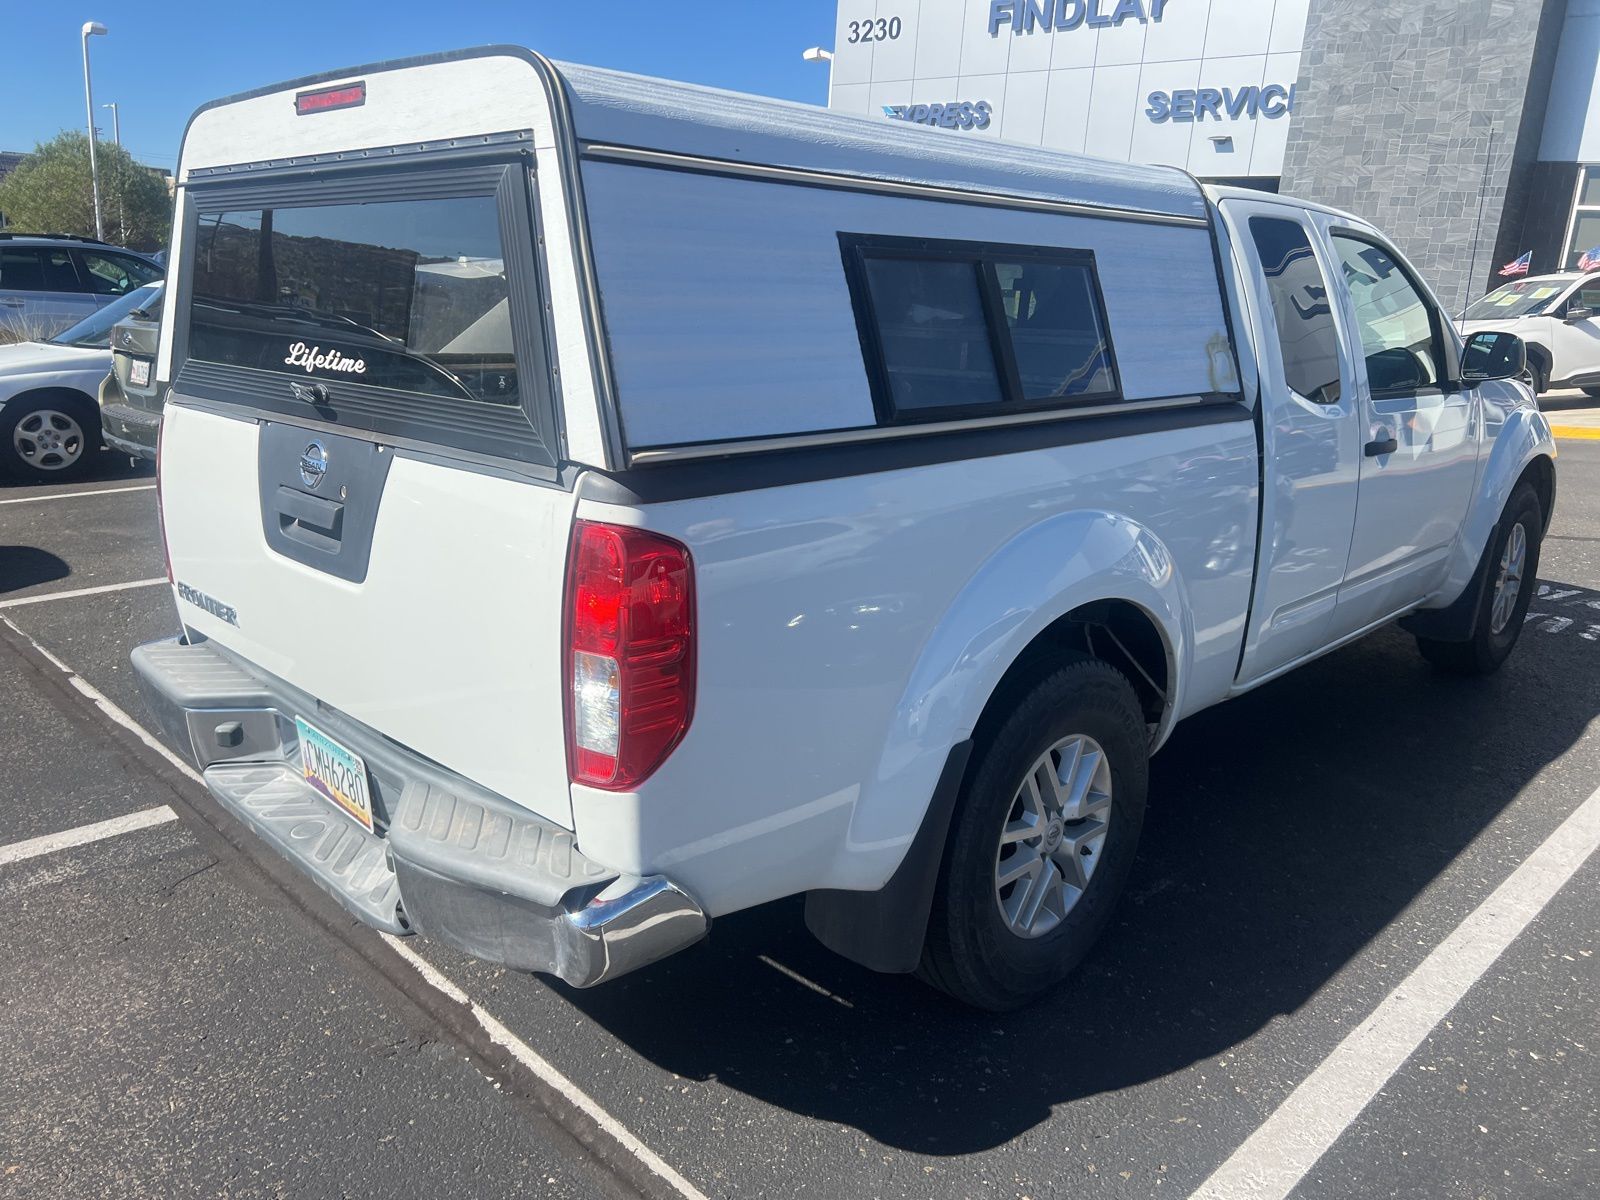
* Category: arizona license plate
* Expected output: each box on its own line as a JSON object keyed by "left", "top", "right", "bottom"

{"left": 129, "top": 359, "right": 150, "bottom": 386}
{"left": 294, "top": 717, "right": 374, "bottom": 832}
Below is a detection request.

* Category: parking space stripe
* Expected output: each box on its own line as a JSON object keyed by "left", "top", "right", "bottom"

{"left": 0, "top": 577, "right": 168, "bottom": 609}
{"left": 0, "top": 484, "right": 156, "bottom": 505}
{"left": 0, "top": 806, "right": 178, "bottom": 867}
{"left": 1189, "top": 782, "right": 1600, "bottom": 1200}
{"left": 2, "top": 613, "right": 707, "bottom": 1200}
{"left": 382, "top": 934, "right": 712, "bottom": 1200}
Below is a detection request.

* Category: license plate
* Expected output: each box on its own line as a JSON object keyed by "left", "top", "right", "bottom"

{"left": 295, "top": 717, "right": 374, "bottom": 832}
{"left": 129, "top": 359, "right": 150, "bottom": 387}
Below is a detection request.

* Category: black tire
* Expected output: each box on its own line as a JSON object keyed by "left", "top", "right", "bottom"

{"left": 920, "top": 656, "right": 1149, "bottom": 1011}
{"left": 1416, "top": 483, "right": 1542, "bottom": 676}
{"left": 0, "top": 392, "right": 101, "bottom": 482}
{"left": 1527, "top": 354, "right": 1550, "bottom": 397}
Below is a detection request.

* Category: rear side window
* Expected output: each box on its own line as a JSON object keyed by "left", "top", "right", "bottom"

{"left": 0, "top": 247, "right": 81, "bottom": 293}
{"left": 993, "top": 260, "right": 1115, "bottom": 401}
{"left": 860, "top": 257, "right": 1005, "bottom": 412}
{"left": 1248, "top": 217, "right": 1342, "bottom": 405}
{"left": 1331, "top": 234, "right": 1444, "bottom": 395}
{"left": 844, "top": 234, "right": 1120, "bottom": 424}
{"left": 178, "top": 162, "right": 555, "bottom": 468}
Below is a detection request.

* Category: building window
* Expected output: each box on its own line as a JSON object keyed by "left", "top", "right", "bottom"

{"left": 842, "top": 234, "right": 1120, "bottom": 424}
{"left": 1564, "top": 166, "right": 1600, "bottom": 270}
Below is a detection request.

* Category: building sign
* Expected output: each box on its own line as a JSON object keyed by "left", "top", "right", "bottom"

{"left": 1146, "top": 84, "right": 1297, "bottom": 123}
{"left": 989, "top": 0, "right": 1171, "bottom": 36}
{"left": 883, "top": 101, "right": 995, "bottom": 130}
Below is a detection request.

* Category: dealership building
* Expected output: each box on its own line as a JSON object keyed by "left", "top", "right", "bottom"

{"left": 824, "top": 0, "right": 1600, "bottom": 311}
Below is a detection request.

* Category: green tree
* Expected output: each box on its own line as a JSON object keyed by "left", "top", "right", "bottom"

{"left": 0, "top": 131, "right": 172, "bottom": 252}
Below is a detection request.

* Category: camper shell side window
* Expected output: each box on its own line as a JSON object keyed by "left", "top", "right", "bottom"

{"left": 841, "top": 233, "right": 1122, "bottom": 426}
{"left": 172, "top": 157, "right": 559, "bottom": 470}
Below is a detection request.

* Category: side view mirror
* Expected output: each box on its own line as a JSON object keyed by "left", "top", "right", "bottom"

{"left": 1566, "top": 306, "right": 1594, "bottom": 323}
{"left": 1462, "top": 329, "right": 1527, "bottom": 383}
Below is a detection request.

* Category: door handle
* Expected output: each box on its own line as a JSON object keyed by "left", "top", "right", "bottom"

{"left": 1365, "top": 436, "right": 1398, "bottom": 457}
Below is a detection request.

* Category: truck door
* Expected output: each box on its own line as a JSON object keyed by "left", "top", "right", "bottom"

{"left": 1324, "top": 230, "right": 1478, "bottom": 632}
{"left": 1549, "top": 276, "right": 1600, "bottom": 387}
{"left": 1220, "top": 198, "right": 1362, "bottom": 683}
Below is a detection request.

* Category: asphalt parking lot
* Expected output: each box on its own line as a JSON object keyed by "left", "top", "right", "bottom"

{"left": 2, "top": 441, "right": 1597, "bottom": 1200}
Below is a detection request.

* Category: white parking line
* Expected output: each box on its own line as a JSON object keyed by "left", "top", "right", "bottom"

{"left": 4, "top": 615, "right": 708, "bottom": 1200}
{"left": 0, "top": 577, "right": 167, "bottom": 609}
{"left": 384, "top": 936, "right": 711, "bottom": 1200}
{"left": 0, "top": 484, "right": 156, "bottom": 505}
{"left": 0, "top": 806, "right": 177, "bottom": 867}
{"left": 1190, "top": 782, "right": 1600, "bottom": 1200}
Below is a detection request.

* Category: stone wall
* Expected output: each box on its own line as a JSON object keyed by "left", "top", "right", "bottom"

{"left": 1281, "top": 0, "right": 1566, "bottom": 314}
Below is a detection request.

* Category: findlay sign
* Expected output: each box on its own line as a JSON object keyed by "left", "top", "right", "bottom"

{"left": 989, "top": 0, "right": 1171, "bottom": 36}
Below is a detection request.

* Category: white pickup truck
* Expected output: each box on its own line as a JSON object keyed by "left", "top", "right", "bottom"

{"left": 133, "top": 48, "right": 1556, "bottom": 1010}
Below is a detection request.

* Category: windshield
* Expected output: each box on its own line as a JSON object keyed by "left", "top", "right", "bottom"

{"left": 49, "top": 282, "right": 164, "bottom": 349}
{"left": 1464, "top": 278, "right": 1574, "bottom": 320}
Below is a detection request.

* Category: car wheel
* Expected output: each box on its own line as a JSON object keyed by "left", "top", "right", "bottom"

{"left": 0, "top": 395, "right": 100, "bottom": 481}
{"left": 919, "top": 656, "right": 1148, "bottom": 1011}
{"left": 1415, "top": 483, "right": 1542, "bottom": 676}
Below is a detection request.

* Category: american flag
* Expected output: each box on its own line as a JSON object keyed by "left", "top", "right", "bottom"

{"left": 1499, "top": 251, "right": 1532, "bottom": 278}
{"left": 1580, "top": 246, "right": 1600, "bottom": 273}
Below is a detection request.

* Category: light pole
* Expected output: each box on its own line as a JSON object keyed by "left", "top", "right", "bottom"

{"left": 802, "top": 47, "right": 834, "bottom": 106}
{"left": 81, "top": 21, "right": 108, "bottom": 242}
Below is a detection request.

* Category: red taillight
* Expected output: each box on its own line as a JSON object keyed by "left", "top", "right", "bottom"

{"left": 294, "top": 82, "right": 366, "bottom": 116}
{"left": 155, "top": 413, "right": 173, "bottom": 584}
{"left": 564, "top": 521, "right": 695, "bottom": 791}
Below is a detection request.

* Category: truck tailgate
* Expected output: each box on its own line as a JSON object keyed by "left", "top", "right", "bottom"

{"left": 159, "top": 403, "right": 576, "bottom": 827}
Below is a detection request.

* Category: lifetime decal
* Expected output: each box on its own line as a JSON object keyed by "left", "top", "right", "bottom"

{"left": 990, "top": 0, "right": 1170, "bottom": 36}
{"left": 883, "top": 100, "right": 994, "bottom": 131}
{"left": 1146, "top": 84, "right": 1297, "bottom": 123}
{"left": 284, "top": 341, "right": 367, "bottom": 375}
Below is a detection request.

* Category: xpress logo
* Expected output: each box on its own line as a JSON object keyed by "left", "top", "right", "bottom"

{"left": 883, "top": 100, "right": 993, "bottom": 132}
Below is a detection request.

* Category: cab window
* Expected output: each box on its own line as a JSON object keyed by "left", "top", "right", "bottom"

{"left": 1570, "top": 282, "right": 1600, "bottom": 318}
{"left": 1332, "top": 235, "right": 1444, "bottom": 396}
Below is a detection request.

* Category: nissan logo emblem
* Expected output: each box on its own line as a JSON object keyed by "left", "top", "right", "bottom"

{"left": 299, "top": 440, "right": 329, "bottom": 489}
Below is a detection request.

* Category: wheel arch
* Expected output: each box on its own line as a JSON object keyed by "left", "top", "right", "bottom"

{"left": 805, "top": 512, "right": 1187, "bottom": 974}
{"left": 3, "top": 384, "right": 103, "bottom": 428}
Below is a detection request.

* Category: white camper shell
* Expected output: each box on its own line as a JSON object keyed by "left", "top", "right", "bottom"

{"left": 135, "top": 48, "right": 1556, "bottom": 1009}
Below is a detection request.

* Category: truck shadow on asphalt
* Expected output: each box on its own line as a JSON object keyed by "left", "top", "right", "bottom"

{"left": 558, "top": 591, "right": 1600, "bottom": 1155}
{"left": 0, "top": 547, "right": 69, "bottom": 595}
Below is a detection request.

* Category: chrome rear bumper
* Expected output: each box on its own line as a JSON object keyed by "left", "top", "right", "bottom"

{"left": 131, "top": 635, "right": 707, "bottom": 987}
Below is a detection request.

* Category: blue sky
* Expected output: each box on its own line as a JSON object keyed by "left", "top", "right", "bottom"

{"left": 1, "top": 2, "right": 839, "bottom": 170}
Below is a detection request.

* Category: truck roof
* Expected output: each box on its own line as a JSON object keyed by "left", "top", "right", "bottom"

{"left": 553, "top": 57, "right": 1209, "bottom": 224}
{"left": 180, "top": 46, "right": 1210, "bottom": 226}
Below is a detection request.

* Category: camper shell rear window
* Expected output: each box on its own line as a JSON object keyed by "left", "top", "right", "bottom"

{"left": 175, "top": 160, "right": 556, "bottom": 469}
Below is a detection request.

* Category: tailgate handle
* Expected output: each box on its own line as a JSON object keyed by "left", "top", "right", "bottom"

{"left": 275, "top": 485, "right": 344, "bottom": 552}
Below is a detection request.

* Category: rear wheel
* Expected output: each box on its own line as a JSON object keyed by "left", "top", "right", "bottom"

{"left": 920, "top": 657, "right": 1148, "bottom": 1011}
{"left": 1415, "top": 483, "right": 1542, "bottom": 675}
{"left": 0, "top": 394, "right": 100, "bottom": 481}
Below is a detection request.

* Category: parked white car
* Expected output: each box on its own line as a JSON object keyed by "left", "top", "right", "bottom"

{"left": 1460, "top": 271, "right": 1600, "bottom": 396}
{"left": 0, "top": 282, "right": 163, "bottom": 479}
{"left": 133, "top": 50, "right": 1555, "bottom": 1010}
